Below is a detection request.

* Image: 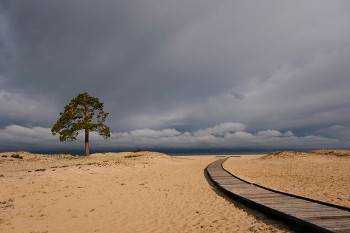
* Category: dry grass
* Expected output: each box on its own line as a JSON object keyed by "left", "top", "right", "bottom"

{"left": 310, "top": 149, "right": 350, "bottom": 157}
{"left": 261, "top": 149, "right": 350, "bottom": 160}
{"left": 124, "top": 154, "right": 144, "bottom": 158}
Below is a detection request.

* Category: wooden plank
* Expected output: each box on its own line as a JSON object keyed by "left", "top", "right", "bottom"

{"left": 221, "top": 184, "right": 255, "bottom": 188}
{"left": 214, "top": 177, "right": 242, "bottom": 181}
{"left": 268, "top": 204, "right": 336, "bottom": 212}
{"left": 304, "top": 215, "right": 350, "bottom": 219}
{"left": 206, "top": 158, "right": 350, "bottom": 233}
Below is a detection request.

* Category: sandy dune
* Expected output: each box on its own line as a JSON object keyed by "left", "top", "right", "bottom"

{"left": 1, "top": 150, "right": 334, "bottom": 232}
{"left": 224, "top": 150, "right": 350, "bottom": 208}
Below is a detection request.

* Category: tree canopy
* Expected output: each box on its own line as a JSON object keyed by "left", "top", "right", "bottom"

{"left": 51, "top": 92, "right": 110, "bottom": 156}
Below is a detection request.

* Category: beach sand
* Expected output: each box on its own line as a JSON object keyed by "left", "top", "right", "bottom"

{"left": 224, "top": 150, "right": 350, "bottom": 209}
{"left": 3, "top": 150, "right": 344, "bottom": 232}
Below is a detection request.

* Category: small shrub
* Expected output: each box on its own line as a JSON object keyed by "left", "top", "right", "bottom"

{"left": 125, "top": 154, "right": 143, "bottom": 158}
{"left": 11, "top": 154, "right": 23, "bottom": 159}
{"left": 1, "top": 155, "right": 7, "bottom": 158}
{"left": 127, "top": 149, "right": 148, "bottom": 153}
{"left": 35, "top": 169, "right": 46, "bottom": 172}
{"left": 60, "top": 153, "right": 77, "bottom": 156}
{"left": 101, "top": 152, "right": 106, "bottom": 154}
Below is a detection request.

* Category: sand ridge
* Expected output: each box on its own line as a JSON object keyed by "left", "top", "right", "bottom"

{"left": 0, "top": 151, "right": 297, "bottom": 232}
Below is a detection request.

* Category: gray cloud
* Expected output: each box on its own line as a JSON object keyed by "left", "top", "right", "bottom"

{"left": 0, "top": 90, "right": 58, "bottom": 128}
{"left": 0, "top": 123, "right": 344, "bottom": 152}
{"left": 1, "top": 1, "right": 350, "bottom": 151}
{"left": 230, "top": 92, "right": 245, "bottom": 100}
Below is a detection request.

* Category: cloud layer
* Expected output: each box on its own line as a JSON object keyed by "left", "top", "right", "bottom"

{"left": 0, "top": 123, "right": 345, "bottom": 152}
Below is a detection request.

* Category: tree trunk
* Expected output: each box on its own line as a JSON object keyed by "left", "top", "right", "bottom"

{"left": 85, "top": 129, "right": 89, "bottom": 156}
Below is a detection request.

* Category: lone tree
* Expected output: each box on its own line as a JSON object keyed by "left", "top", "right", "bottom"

{"left": 51, "top": 92, "right": 110, "bottom": 156}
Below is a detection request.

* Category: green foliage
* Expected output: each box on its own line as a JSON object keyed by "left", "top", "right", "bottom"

{"left": 51, "top": 92, "right": 111, "bottom": 141}
{"left": 11, "top": 154, "right": 23, "bottom": 159}
{"left": 127, "top": 149, "right": 147, "bottom": 153}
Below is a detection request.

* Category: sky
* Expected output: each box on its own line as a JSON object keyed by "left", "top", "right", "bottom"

{"left": 1, "top": 0, "right": 350, "bottom": 153}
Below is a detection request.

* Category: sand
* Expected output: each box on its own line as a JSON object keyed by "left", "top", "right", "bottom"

{"left": 2, "top": 150, "right": 339, "bottom": 232}
{"left": 224, "top": 150, "right": 350, "bottom": 208}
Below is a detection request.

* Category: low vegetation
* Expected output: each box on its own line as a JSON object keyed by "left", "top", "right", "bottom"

{"left": 310, "top": 149, "right": 350, "bottom": 157}
{"left": 127, "top": 149, "right": 148, "bottom": 153}
{"left": 124, "top": 154, "right": 143, "bottom": 159}
{"left": 0, "top": 151, "right": 169, "bottom": 173}
{"left": 59, "top": 153, "right": 77, "bottom": 156}
{"left": 10, "top": 154, "right": 23, "bottom": 159}
{"left": 262, "top": 149, "right": 350, "bottom": 159}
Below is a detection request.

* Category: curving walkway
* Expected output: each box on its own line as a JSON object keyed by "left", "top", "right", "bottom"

{"left": 206, "top": 158, "right": 350, "bottom": 233}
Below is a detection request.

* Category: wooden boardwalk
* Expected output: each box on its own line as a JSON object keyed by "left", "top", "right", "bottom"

{"left": 206, "top": 158, "right": 350, "bottom": 233}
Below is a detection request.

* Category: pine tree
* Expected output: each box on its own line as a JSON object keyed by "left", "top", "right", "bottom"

{"left": 51, "top": 92, "right": 110, "bottom": 156}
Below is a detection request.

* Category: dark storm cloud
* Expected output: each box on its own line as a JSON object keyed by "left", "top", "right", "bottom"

{"left": 1, "top": 0, "right": 350, "bottom": 151}
{"left": 3, "top": 0, "right": 232, "bottom": 129}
